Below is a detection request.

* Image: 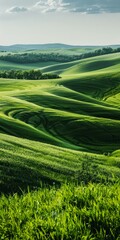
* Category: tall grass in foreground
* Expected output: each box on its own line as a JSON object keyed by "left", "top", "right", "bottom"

{"left": 0, "top": 183, "right": 120, "bottom": 240}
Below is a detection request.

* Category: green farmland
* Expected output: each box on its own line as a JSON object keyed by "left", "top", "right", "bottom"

{"left": 0, "top": 51, "right": 120, "bottom": 239}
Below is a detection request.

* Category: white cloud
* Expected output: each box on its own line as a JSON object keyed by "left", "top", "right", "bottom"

{"left": 6, "top": 6, "right": 28, "bottom": 14}
{"left": 34, "top": 0, "right": 70, "bottom": 13}
{"left": 4, "top": 0, "right": 120, "bottom": 15}
{"left": 68, "top": 5, "right": 104, "bottom": 14}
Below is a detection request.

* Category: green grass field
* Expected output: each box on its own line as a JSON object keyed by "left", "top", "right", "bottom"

{"left": 0, "top": 52, "right": 120, "bottom": 239}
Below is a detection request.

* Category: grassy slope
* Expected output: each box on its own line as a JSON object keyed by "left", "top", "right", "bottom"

{"left": 0, "top": 53, "right": 120, "bottom": 193}
{"left": 0, "top": 52, "right": 120, "bottom": 240}
{"left": 0, "top": 60, "right": 58, "bottom": 71}
{"left": 1, "top": 132, "right": 120, "bottom": 193}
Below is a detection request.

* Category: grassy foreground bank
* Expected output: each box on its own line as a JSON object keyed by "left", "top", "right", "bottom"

{"left": 0, "top": 183, "right": 120, "bottom": 240}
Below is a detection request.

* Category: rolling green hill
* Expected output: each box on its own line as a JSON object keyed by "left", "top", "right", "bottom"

{"left": 0, "top": 60, "right": 58, "bottom": 71}
{"left": 0, "top": 52, "right": 120, "bottom": 192}
{"left": 0, "top": 52, "right": 120, "bottom": 239}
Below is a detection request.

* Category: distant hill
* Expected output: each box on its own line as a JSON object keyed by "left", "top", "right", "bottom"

{"left": 0, "top": 43, "right": 120, "bottom": 52}
{"left": 0, "top": 43, "right": 80, "bottom": 52}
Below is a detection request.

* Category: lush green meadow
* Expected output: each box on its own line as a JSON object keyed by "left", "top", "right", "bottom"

{"left": 0, "top": 51, "right": 120, "bottom": 239}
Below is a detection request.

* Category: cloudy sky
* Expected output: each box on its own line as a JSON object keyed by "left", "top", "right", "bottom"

{"left": 0, "top": 0, "right": 120, "bottom": 45}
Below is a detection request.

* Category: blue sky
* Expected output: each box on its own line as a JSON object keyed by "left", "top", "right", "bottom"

{"left": 0, "top": 0, "right": 120, "bottom": 45}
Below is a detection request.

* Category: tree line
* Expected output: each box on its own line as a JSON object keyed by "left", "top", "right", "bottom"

{"left": 0, "top": 47, "right": 120, "bottom": 64}
{"left": 0, "top": 69, "right": 60, "bottom": 80}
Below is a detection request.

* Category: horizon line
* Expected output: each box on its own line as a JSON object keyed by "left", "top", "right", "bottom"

{"left": 0, "top": 42, "right": 120, "bottom": 47}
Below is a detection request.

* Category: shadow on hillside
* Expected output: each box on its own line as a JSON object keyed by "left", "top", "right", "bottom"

{"left": 0, "top": 161, "right": 61, "bottom": 195}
